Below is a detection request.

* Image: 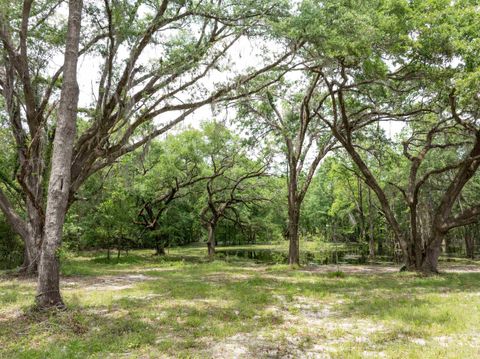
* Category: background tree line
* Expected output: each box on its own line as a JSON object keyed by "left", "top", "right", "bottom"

{"left": 2, "top": 119, "right": 479, "bottom": 267}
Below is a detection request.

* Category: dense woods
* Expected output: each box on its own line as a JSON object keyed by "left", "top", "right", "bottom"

{"left": 1, "top": 0, "right": 480, "bottom": 342}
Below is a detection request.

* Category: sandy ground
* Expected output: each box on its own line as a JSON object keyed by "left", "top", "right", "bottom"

{"left": 2, "top": 262, "right": 480, "bottom": 358}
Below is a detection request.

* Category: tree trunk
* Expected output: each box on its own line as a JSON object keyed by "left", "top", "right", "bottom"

{"left": 207, "top": 224, "right": 216, "bottom": 259}
{"left": 155, "top": 237, "right": 166, "bottom": 255}
{"left": 465, "top": 235, "right": 475, "bottom": 259}
{"left": 421, "top": 243, "right": 441, "bottom": 273}
{"left": 444, "top": 236, "right": 454, "bottom": 255}
{"left": 21, "top": 249, "right": 34, "bottom": 274}
{"left": 377, "top": 234, "right": 383, "bottom": 255}
{"left": 368, "top": 235, "right": 375, "bottom": 258}
{"left": 368, "top": 188, "right": 375, "bottom": 258}
{"left": 0, "top": 191, "right": 42, "bottom": 275}
{"left": 287, "top": 164, "right": 301, "bottom": 266}
{"left": 20, "top": 233, "right": 40, "bottom": 275}
{"left": 414, "top": 239, "right": 424, "bottom": 269}
{"left": 287, "top": 206, "right": 300, "bottom": 266}
{"left": 356, "top": 177, "right": 367, "bottom": 244}
{"left": 288, "top": 228, "right": 300, "bottom": 265}
{"left": 403, "top": 243, "right": 417, "bottom": 270}
{"left": 36, "top": 0, "right": 83, "bottom": 309}
{"left": 419, "top": 233, "right": 444, "bottom": 274}
{"left": 337, "top": 136, "right": 410, "bottom": 261}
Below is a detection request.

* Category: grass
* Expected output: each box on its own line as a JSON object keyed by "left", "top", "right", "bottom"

{"left": 1, "top": 246, "right": 480, "bottom": 358}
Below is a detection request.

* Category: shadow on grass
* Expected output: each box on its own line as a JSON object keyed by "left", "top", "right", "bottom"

{"left": 0, "top": 273, "right": 284, "bottom": 358}
{"left": 1, "top": 307, "right": 158, "bottom": 359}
{"left": 2, "top": 255, "right": 480, "bottom": 358}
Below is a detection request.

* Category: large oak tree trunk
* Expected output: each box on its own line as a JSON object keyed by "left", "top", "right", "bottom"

{"left": 36, "top": 0, "right": 83, "bottom": 309}
{"left": 401, "top": 231, "right": 444, "bottom": 274}
{"left": 421, "top": 240, "right": 442, "bottom": 274}
{"left": 403, "top": 239, "right": 439, "bottom": 273}
{"left": 404, "top": 243, "right": 418, "bottom": 271}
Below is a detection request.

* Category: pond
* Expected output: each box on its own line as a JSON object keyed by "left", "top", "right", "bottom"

{"left": 215, "top": 247, "right": 369, "bottom": 265}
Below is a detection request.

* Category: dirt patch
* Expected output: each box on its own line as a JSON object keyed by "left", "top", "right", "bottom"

{"left": 302, "top": 264, "right": 399, "bottom": 275}
{"left": 0, "top": 309, "right": 23, "bottom": 323}
{"left": 441, "top": 264, "right": 480, "bottom": 273}
{"left": 210, "top": 332, "right": 320, "bottom": 359}
{"left": 208, "top": 294, "right": 385, "bottom": 358}
{"left": 62, "top": 274, "right": 154, "bottom": 291}
{"left": 301, "top": 263, "right": 480, "bottom": 275}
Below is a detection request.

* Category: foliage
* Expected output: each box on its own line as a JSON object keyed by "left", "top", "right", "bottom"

{"left": 0, "top": 216, "right": 23, "bottom": 269}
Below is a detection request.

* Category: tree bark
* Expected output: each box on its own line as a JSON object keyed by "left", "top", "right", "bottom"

{"left": 21, "top": 248, "right": 36, "bottom": 274}
{"left": 207, "top": 224, "right": 216, "bottom": 259}
{"left": 0, "top": 189, "right": 41, "bottom": 274}
{"left": 368, "top": 188, "right": 375, "bottom": 259}
{"left": 421, "top": 239, "right": 442, "bottom": 274}
{"left": 287, "top": 160, "right": 301, "bottom": 266}
{"left": 20, "top": 211, "right": 46, "bottom": 274}
{"left": 288, "top": 225, "right": 300, "bottom": 265}
{"left": 377, "top": 234, "right": 383, "bottom": 256}
{"left": 20, "top": 231, "right": 41, "bottom": 274}
{"left": 465, "top": 232, "right": 475, "bottom": 259}
{"left": 36, "top": 0, "right": 83, "bottom": 309}
{"left": 357, "top": 178, "right": 366, "bottom": 244}
{"left": 287, "top": 205, "right": 300, "bottom": 265}
{"left": 155, "top": 236, "right": 166, "bottom": 256}
{"left": 465, "top": 237, "right": 475, "bottom": 259}
{"left": 401, "top": 243, "right": 419, "bottom": 271}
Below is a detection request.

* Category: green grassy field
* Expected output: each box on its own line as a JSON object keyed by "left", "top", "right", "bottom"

{"left": 1, "top": 246, "right": 479, "bottom": 358}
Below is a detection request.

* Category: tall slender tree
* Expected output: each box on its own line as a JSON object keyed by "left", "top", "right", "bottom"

{"left": 36, "top": 0, "right": 83, "bottom": 307}
{"left": 237, "top": 81, "right": 335, "bottom": 265}
{"left": 36, "top": 0, "right": 83, "bottom": 308}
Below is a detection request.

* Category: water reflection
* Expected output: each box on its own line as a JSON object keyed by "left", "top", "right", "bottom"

{"left": 215, "top": 247, "right": 369, "bottom": 265}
